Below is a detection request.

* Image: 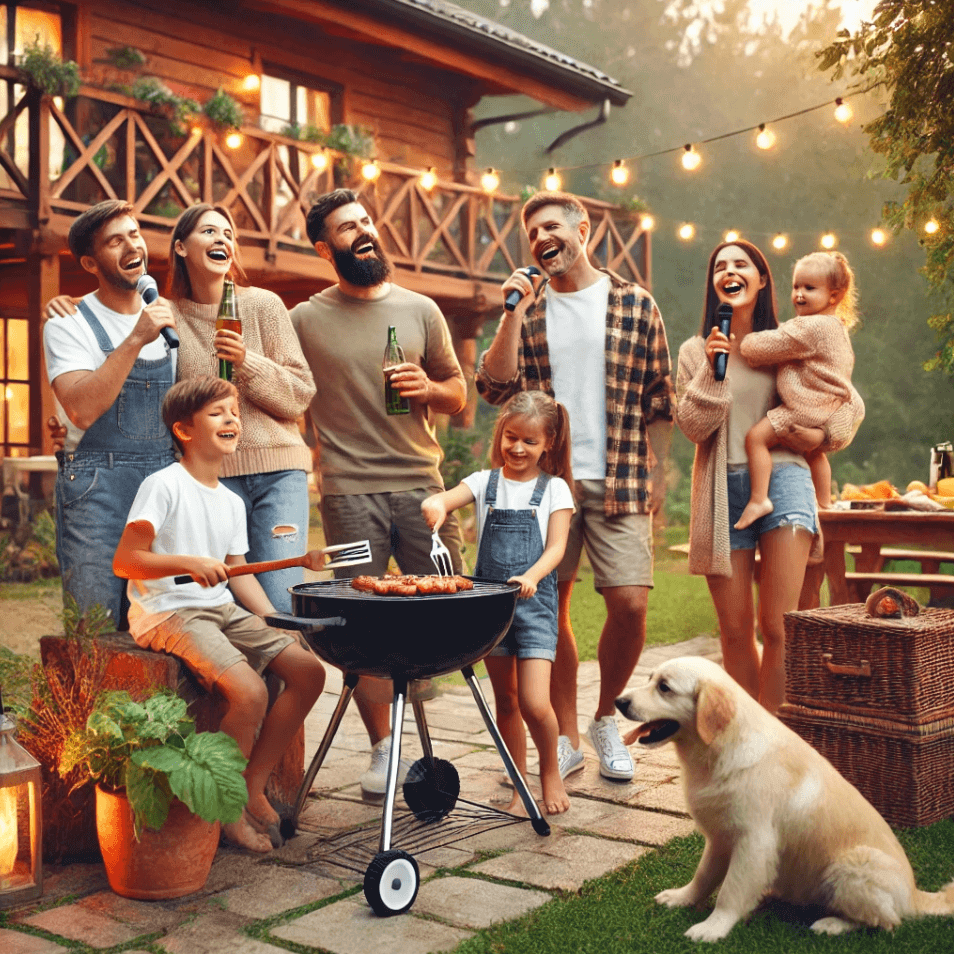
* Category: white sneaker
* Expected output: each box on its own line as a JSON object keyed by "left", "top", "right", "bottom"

{"left": 587, "top": 716, "right": 633, "bottom": 780}
{"left": 360, "top": 736, "right": 411, "bottom": 795}
{"left": 557, "top": 735, "right": 585, "bottom": 779}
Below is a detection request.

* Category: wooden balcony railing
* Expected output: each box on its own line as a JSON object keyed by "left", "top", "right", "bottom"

{"left": 0, "top": 76, "right": 650, "bottom": 290}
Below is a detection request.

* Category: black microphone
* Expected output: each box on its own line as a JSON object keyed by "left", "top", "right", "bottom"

{"left": 714, "top": 303, "right": 732, "bottom": 382}
{"left": 504, "top": 266, "right": 541, "bottom": 312}
{"left": 137, "top": 274, "right": 179, "bottom": 349}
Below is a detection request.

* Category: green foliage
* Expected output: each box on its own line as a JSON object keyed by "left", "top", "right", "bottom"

{"left": 280, "top": 121, "right": 325, "bottom": 143}
{"left": 59, "top": 592, "right": 114, "bottom": 639}
{"left": 817, "top": 1, "right": 954, "bottom": 379}
{"left": 202, "top": 87, "right": 244, "bottom": 131}
{"left": 18, "top": 38, "right": 81, "bottom": 98}
{"left": 316, "top": 123, "right": 375, "bottom": 158}
{"left": 0, "top": 646, "right": 33, "bottom": 712}
{"left": 0, "top": 510, "right": 59, "bottom": 582}
{"left": 127, "top": 77, "right": 199, "bottom": 137}
{"left": 105, "top": 46, "right": 147, "bottom": 70}
{"left": 60, "top": 689, "right": 248, "bottom": 838}
{"left": 618, "top": 195, "right": 649, "bottom": 215}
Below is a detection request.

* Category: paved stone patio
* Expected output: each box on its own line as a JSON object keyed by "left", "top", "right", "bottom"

{"left": 2, "top": 636, "right": 720, "bottom": 954}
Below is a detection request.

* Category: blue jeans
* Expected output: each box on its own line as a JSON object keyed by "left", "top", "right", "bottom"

{"left": 728, "top": 463, "right": 818, "bottom": 551}
{"left": 222, "top": 469, "right": 309, "bottom": 613}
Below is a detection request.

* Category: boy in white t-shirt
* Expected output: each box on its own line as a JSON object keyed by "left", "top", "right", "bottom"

{"left": 113, "top": 375, "right": 326, "bottom": 853}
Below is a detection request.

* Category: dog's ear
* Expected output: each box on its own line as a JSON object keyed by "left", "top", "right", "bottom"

{"left": 697, "top": 680, "right": 736, "bottom": 745}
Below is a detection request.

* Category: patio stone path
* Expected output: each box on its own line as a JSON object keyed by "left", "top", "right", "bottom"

{"left": 4, "top": 636, "right": 720, "bottom": 953}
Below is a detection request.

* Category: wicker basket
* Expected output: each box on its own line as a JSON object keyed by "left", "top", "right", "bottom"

{"left": 783, "top": 604, "right": 954, "bottom": 724}
{"left": 779, "top": 703, "right": 954, "bottom": 827}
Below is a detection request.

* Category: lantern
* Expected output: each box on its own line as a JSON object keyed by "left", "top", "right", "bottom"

{"left": 0, "top": 695, "right": 43, "bottom": 908}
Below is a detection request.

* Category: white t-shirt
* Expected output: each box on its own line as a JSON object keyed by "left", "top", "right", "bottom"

{"left": 544, "top": 276, "right": 610, "bottom": 479}
{"left": 124, "top": 463, "right": 248, "bottom": 625}
{"left": 462, "top": 469, "right": 575, "bottom": 551}
{"left": 43, "top": 292, "right": 177, "bottom": 451}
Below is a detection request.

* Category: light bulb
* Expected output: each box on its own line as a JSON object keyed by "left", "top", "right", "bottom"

{"left": 639, "top": 214, "right": 655, "bottom": 231}
{"left": 925, "top": 218, "right": 940, "bottom": 235}
{"left": 755, "top": 124, "right": 776, "bottom": 150}
{"left": 361, "top": 160, "right": 381, "bottom": 181}
{"left": 834, "top": 98, "right": 853, "bottom": 124}
{"left": 420, "top": 167, "right": 437, "bottom": 191}
{"left": 311, "top": 150, "right": 329, "bottom": 171}
{"left": 225, "top": 132, "right": 242, "bottom": 150}
{"left": 610, "top": 159, "right": 629, "bottom": 186}
{"left": 544, "top": 168, "right": 561, "bottom": 191}
{"left": 481, "top": 167, "right": 500, "bottom": 193}
{"left": 870, "top": 228, "right": 887, "bottom": 246}
{"left": 243, "top": 75, "right": 261, "bottom": 92}
{"left": 772, "top": 234, "right": 788, "bottom": 251}
{"left": 681, "top": 145, "right": 701, "bottom": 171}
{"left": 678, "top": 223, "right": 696, "bottom": 241}
{"left": 724, "top": 230, "right": 740, "bottom": 244}
{"left": 821, "top": 232, "right": 837, "bottom": 249}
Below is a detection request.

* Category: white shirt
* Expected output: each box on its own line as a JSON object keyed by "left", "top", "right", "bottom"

{"left": 462, "top": 469, "right": 575, "bottom": 551}
{"left": 43, "top": 292, "right": 178, "bottom": 452}
{"left": 125, "top": 463, "right": 248, "bottom": 626}
{"left": 544, "top": 276, "right": 610, "bottom": 479}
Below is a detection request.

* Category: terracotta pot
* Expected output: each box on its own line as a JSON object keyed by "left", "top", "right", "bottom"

{"left": 95, "top": 785, "right": 220, "bottom": 899}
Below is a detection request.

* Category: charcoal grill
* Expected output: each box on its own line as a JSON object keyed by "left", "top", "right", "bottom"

{"left": 265, "top": 576, "right": 551, "bottom": 916}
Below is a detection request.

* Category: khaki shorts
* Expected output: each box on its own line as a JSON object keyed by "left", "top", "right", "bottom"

{"left": 558, "top": 479, "right": 654, "bottom": 590}
{"left": 134, "top": 602, "right": 295, "bottom": 690}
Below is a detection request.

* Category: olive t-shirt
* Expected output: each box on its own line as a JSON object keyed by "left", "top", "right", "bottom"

{"left": 290, "top": 284, "right": 462, "bottom": 495}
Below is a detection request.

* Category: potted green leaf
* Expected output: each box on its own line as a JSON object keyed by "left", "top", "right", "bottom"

{"left": 61, "top": 689, "right": 248, "bottom": 899}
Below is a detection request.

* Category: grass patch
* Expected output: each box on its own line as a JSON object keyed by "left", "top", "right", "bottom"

{"left": 1, "top": 577, "right": 61, "bottom": 600}
{"left": 452, "top": 821, "right": 954, "bottom": 954}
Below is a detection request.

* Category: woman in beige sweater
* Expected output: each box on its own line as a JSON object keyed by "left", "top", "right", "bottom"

{"left": 676, "top": 241, "right": 860, "bottom": 714}
{"left": 168, "top": 204, "right": 315, "bottom": 614}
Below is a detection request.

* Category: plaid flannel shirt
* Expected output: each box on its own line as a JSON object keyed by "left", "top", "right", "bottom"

{"left": 476, "top": 269, "right": 674, "bottom": 515}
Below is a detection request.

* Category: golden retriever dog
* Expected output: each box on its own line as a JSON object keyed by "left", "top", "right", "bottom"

{"left": 615, "top": 656, "right": 954, "bottom": 942}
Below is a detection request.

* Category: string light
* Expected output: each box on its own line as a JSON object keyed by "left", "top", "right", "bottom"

{"left": 361, "top": 159, "right": 381, "bottom": 181}
{"left": 870, "top": 227, "right": 887, "bottom": 246}
{"left": 821, "top": 232, "right": 837, "bottom": 249}
{"left": 420, "top": 167, "right": 437, "bottom": 191}
{"left": 724, "top": 230, "right": 740, "bottom": 243}
{"left": 772, "top": 234, "right": 789, "bottom": 251}
{"left": 755, "top": 124, "right": 776, "bottom": 150}
{"left": 481, "top": 167, "right": 500, "bottom": 192}
{"left": 225, "top": 132, "right": 242, "bottom": 149}
{"left": 925, "top": 218, "right": 940, "bottom": 235}
{"left": 610, "top": 159, "right": 629, "bottom": 186}
{"left": 311, "top": 149, "right": 329, "bottom": 171}
{"left": 681, "top": 145, "right": 701, "bottom": 171}
{"left": 544, "top": 167, "right": 562, "bottom": 191}
{"left": 834, "top": 97, "right": 853, "bottom": 124}
{"left": 639, "top": 214, "right": 655, "bottom": 231}
{"left": 242, "top": 75, "right": 261, "bottom": 92}
{"left": 678, "top": 223, "right": 696, "bottom": 241}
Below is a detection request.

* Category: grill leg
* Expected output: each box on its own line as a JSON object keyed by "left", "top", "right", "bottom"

{"left": 461, "top": 665, "right": 550, "bottom": 835}
{"left": 287, "top": 672, "right": 359, "bottom": 832}
{"left": 379, "top": 677, "right": 408, "bottom": 853}
{"left": 411, "top": 699, "right": 434, "bottom": 762}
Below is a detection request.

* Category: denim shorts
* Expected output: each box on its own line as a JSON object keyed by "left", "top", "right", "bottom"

{"left": 727, "top": 463, "right": 818, "bottom": 551}
{"left": 489, "top": 573, "right": 558, "bottom": 662}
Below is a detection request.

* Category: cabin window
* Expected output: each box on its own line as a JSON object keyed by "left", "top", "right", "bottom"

{"left": 0, "top": 2, "right": 63, "bottom": 65}
{"left": 259, "top": 66, "right": 341, "bottom": 136}
{"left": 0, "top": 316, "right": 30, "bottom": 456}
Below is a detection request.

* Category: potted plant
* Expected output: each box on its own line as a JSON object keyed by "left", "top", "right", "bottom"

{"left": 17, "top": 38, "right": 81, "bottom": 99}
{"left": 60, "top": 689, "right": 248, "bottom": 899}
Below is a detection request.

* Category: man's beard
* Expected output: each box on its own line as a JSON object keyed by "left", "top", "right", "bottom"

{"left": 333, "top": 237, "right": 392, "bottom": 287}
{"left": 100, "top": 261, "right": 145, "bottom": 293}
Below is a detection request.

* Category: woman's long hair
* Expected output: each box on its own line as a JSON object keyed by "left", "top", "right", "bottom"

{"left": 167, "top": 204, "right": 249, "bottom": 300}
{"left": 489, "top": 390, "right": 574, "bottom": 486}
{"left": 698, "top": 240, "right": 778, "bottom": 337}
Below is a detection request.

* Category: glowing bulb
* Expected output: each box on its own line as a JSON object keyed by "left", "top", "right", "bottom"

{"left": 481, "top": 167, "right": 500, "bottom": 193}
{"left": 639, "top": 214, "right": 655, "bottom": 232}
{"left": 191, "top": 125, "right": 203, "bottom": 137}
{"left": 225, "top": 132, "right": 242, "bottom": 149}
{"left": 311, "top": 150, "right": 328, "bottom": 171}
{"left": 544, "top": 167, "right": 561, "bottom": 191}
{"left": 821, "top": 232, "right": 837, "bottom": 249}
{"left": 681, "top": 145, "right": 701, "bottom": 171}
{"left": 420, "top": 167, "right": 437, "bottom": 191}
{"left": 870, "top": 227, "right": 887, "bottom": 246}
{"left": 610, "top": 159, "right": 629, "bottom": 186}
{"left": 243, "top": 74, "right": 261, "bottom": 92}
{"left": 925, "top": 218, "right": 940, "bottom": 235}
{"left": 755, "top": 124, "right": 776, "bottom": 150}
{"left": 361, "top": 160, "right": 381, "bottom": 181}
{"left": 724, "top": 230, "right": 740, "bottom": 244}
{"left": 772, "top": 234, "right": 789, "bottom": 251}
{"left": 834, "top": 98, "right": 853, "bottom": 124}
{"left": 678, "top": 223, "right": 696, "bottom": 241}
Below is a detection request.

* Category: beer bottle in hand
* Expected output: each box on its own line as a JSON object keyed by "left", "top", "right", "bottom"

{"left": 215, "top": 280, "right": 240, "bottom": 381}
{"left": 383, "top": 325, "right": 410, "bottom": 415}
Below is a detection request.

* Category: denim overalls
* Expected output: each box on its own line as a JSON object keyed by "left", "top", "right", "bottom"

{"left": 55, "top": 301, "right": 176, "bottom": 630}
{"left": 474, "top": 469, "right": 558, "bottom": 661}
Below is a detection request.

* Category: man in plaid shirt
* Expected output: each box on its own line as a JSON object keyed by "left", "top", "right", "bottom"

{"left": 476, "top": 191, "right": 673, "bottom": 782}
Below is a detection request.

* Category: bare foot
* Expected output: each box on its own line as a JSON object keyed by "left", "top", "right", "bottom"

{"left": 734, "top": 498, "right": 773, "bottom": 530}
{"left": 222, "top": 811, "right": 272, "bottom": 853}
{"left": 246, "top": 793, "right": 281, "bottom": 829}
{"left": 541, "top": 769, "right": 569, "bottom": 815}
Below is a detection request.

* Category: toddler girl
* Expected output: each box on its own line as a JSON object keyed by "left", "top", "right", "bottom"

{"left": 734, "top": 251, "right": 863, "bottom": 530}
{"left": 422, "top": 391, "right": 574, "bottom": 815}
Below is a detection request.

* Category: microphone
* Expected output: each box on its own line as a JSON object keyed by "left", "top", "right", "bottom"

{"left": 504, "top": 266, "right": 541, "bottom": 312}
{"left": 137, "top": 274, "right": 179, "bottom": 348}
{"left": 714, "top": 303, "right": 732, "bottom": 382}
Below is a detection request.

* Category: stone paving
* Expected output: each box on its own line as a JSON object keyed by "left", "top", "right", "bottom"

{"left": 2, "top": 636, "right": 721, "bottom": 954}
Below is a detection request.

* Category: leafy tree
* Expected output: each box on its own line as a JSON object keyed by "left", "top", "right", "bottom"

{"left": 818, "top": 0, "right": 954, "bottom": 377}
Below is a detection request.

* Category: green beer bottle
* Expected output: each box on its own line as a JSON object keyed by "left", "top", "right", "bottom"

{"left": 215, "top": 280, "right": 240, "bottom": 381}
{"left": 383, "top": 325, "right": 410, "bottom": 415}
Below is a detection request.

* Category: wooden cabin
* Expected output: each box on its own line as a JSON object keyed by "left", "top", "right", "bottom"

{"left": 0, "top": 0, "right": 649, "bottom": 473}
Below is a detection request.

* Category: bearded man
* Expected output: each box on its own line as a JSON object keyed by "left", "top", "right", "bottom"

{"left": 291, "top": 189, "right": 466, "bottom": 795}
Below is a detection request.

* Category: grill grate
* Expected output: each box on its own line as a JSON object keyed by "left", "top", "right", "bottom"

{"left": 292, "top": 577, "right": 517, "bottom": 600}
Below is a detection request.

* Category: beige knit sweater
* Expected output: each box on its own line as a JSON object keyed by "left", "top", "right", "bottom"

{"left": 172, "top": 286, "right": 315, "bottom": 478}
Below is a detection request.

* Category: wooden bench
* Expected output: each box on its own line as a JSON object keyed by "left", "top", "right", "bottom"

{"left": 844, "top": 571, "right": 954, "bottom": 604}
{"left": 871, "top": 548, "right": 954, "bottom": 574}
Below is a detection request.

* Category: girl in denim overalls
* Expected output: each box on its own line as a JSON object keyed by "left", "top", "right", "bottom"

{"left": 423, "top": 392, "right": 574, "bottom": 815}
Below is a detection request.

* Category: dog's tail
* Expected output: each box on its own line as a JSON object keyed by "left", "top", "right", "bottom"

{"left": 912, "top": 880, "right": 954, "bottom": 917}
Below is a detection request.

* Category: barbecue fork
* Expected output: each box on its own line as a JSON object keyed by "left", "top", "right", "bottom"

{"left": 429, "top": 529, "right": 453, "bottom": 577}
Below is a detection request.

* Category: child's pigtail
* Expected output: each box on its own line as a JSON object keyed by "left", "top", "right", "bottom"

{"left": 545, "top": 401, "right": 575, "bottom": 490}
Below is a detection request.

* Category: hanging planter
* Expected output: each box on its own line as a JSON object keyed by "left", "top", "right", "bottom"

{"left": 17, "top": 39, "right": 81, "bottom": 99}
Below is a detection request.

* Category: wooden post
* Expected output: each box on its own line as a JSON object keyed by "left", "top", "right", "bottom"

{"left": 27, "top": 253, "right": 60, "bottom": 457}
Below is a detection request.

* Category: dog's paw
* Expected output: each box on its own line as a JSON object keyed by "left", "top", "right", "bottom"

{"left": 810, "top": 916, "right": 857, "bottom": 936}
{"left": 684, "top": 913, "right": 737, "bottom": 943}
{"left": 655, "top": 886, "right": 698, "bottom": 908}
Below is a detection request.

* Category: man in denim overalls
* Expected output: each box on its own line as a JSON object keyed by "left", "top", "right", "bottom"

{"left": 43, "top": 201, "right": 179, "bottom": 630}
